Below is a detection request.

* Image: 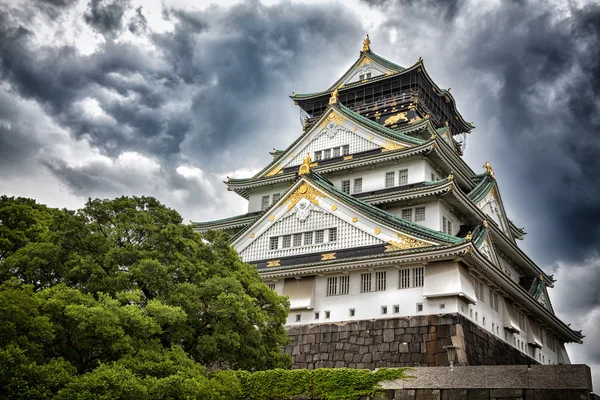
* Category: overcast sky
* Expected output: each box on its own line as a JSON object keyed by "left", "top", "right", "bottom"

{"left": 1, "top": 0, "right": 599, "bottom": 387}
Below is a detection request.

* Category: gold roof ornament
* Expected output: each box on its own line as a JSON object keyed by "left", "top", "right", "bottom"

{"left": 298, "top": 153, "right": 312, "bottom": 175}
{"left": 328, "top": 88, "right": 339, "bottom": 105}
{"left": 362, "top": 34, "right": 371, "bottom": 52}
{"left": 465, "top": 231, "right": 472, "bottom": 241}
{"left": 482, "top": 161, "right": 495, "bottom": 178}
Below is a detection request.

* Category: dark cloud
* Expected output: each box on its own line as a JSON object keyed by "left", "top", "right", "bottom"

{"left": 128, "top": 6, "right": 147, "bottom": 35}
{"left": 84, "top": 0, "right": 131, "bottom": 37}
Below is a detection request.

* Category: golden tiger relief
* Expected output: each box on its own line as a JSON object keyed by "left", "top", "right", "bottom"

{"left": 383, "top": 112, "right": 408, "bottom": 126}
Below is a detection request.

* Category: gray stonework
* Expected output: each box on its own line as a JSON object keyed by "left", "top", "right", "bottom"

{"left": 285, "top": 314, "right": 535, "bottom": 370}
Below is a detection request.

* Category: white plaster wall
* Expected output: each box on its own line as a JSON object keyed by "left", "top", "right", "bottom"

{"left": 326, "top": 158, "right": 428, "bottom": 195}
{"left": 385, "top": 200, "right": 440, "bottom": 232}
{"left": 247, "top": 183, "right": 291, "bottom": 213}
{"left": 439, "top": 202, "right": 463, "bottom": 236}
{"left": 498, "top": 254, "right": 522, "bottom": 284}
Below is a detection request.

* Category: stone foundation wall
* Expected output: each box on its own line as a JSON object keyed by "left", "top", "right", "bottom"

{"left": 285, "top": 314, "right": 536, "bottom": 369}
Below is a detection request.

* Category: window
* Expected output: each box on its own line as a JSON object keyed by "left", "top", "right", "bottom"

{"left": 470, "top": 309, "right": 473, "bottom": 318}
{"left": 315, "top": 230, "right": 325, "bottom": 244}
{"left": 268, "top": 283, "right": 276, "bottom": 290}
{"left": 295, "top": 314, "right": 301, "bottom": 322}
{"left": 431, "top": 173, "right": 437, "bottom": 181}
{"left": 442, "top": 216, "right": 453, "bottom": 235}
{"left": 359, "top": 74, "right": 364, "bottom": 80}
{"left": 375, "top": 271, "right": 386, "bottom": 291}
{"left": 415, "top": 207, "right": 426, "bottom": 222}
{"left": 360, "top": 273, "right": 372, "bottom": 292}
{"left": 323, "top": 149, "right": 331, "bottom": 159}
{"left": 272, "top": 193, "right": 281, "bottom": 203}
{"left": 475, "top": 312, "right": 478, "bottom": 322}
{"left": 492, "top": 323, "right": 495, "bottom": 333}
{"left": 333, "top": 147, "right": 340, "bottom": 158}
{"left": 341, "top": 180, "right": 350, "bottom": 194}
{"left": 261, "top": 195, "right": 270, "bottom": 210}
{"left": 473, "top": 278, "right": 485, "bottom": 302}
{"left": 399, "top": 169, "right": 408, "bottom": 185}
{"left": 349, "top": 308, "right": 355, "bottom": 317}
{"left": 366, "top": 72, "right": 371, "bottom": 79}
{"left": 282, "top": 235, "right": 291, "bottom": 249}
{"left": 314, "top": 312, "right": 320, "bottom": 320}
{"left": 385, "top": 171, "right": 395, "bottom": 188}
{"left": 314, "top": 151, "right": 322, "bottom": 161}
{"left": 398, "top": 267, "right": 424, "bottom": 289}
{"left": 413, "top": 267, "right": 424, "bottom": 287}
{"left": 325, "top": 310, "right": 330, "bottom": 319}
{"left": 293, "top": 233, "right": 302, "bottom": 247}
{"left": 416, "top": 303, "right": 423, "bottom": 312}
{"left": 304, "top": 231, "right": 313, "bottom": 245}
{"left": 490, "top": 289, "right": 499, "bottom": 312}
{"left": 483, "top": 317, "right": 486, "bottom": 326}
{"left": 327, "top": 277, "right": 338, "bottom": 296}
{"left": 342, "top": 145, "right": 350, "bottom": 156}
{"left": 393, "top": 305, "right": 400, "bottom": 313}
{"left": 328, "top": 227, "right": 337, "bottom": 242}
{"left": 381, "top": 306, "right": 388, "bottom": 314}
{"left": 339, "top": 275, "right": 349, "bottom": 295}
{"left": 402, "top": 208, "right": 413, "bottom": 221}
{"left": 269, "top": 237, "right": 279, "bottom": 250}
{"left": 353, "top": 178, "right": 362, "bottom": 193}
{"left": 440, "top": 303, "right": 446, "bottom": 310}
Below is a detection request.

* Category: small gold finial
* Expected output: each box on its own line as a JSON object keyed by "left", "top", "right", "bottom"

{"left": 418, "top": 56, "right": 423, "bottom": 63}
{"left": 188, "top": 220, "right": 193, "bottom": 226}
{"left": 362, "top": 34, "right": 371, "bottom": 52}
{"left": 227, "top": 176, "right": 231, "bottom": 182}
{"left": 539, "top": 274, "right": 544, "bottom": 282}
{"left": 447, "top": 173, "right": 454, "bottom": 181}
{"left": 298, "top": 153, "right": 312, "bottom": 175}
{"left": 483, "top": 220, "right": 489, "bottom": 228}
{"left": 465, "top": 231, "right": 472, "bottom": 241}
{"left": 329, "top": 88, "right": 339, "bottom": 105}
{"left": 482, "top": 161, "right": 495, "bottom": 178}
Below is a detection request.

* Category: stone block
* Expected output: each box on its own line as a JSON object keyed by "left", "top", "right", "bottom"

{"left": 379, "top": 342, "right": 390, "bottom": 352}
{"left": 362, "top": 353, "right": 372, "bottom": 363}
{"left": 384, "top": 329, "right": 395, "bottom": 342}
{"left": 523, "top": 389, "right": 590, "bottom": 400}
{"left": 489, "top": 388, "right": 522, "bottom": 398}
{"left": 415, "top": 389, "right": 441, "bottom": 400}
{"left": 467, "top": 389, "right": 490, "bottom": 400}
{"left": 409, "top": 343, "right": 421, "bottom": 353}
{"left": 399, "top": 343, "right": 409, "bottom": 353}
{"left": 441, "top": 389, "right": 468, "bottom": 400}
{"left": 396, "top": 389, "right": 416, "bottom": 400}
{"left": 373, "top": 352, "right": 383, "bottom": 361}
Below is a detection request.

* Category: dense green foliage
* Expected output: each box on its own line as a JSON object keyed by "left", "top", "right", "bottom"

{"left": 0, "top": 195, "right": 407, "bottom": 399}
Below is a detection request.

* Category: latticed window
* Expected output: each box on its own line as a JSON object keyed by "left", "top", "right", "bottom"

{"left": 442, "top": 216, "right": 453, "bottom": 235}
{"left": 413, "top": 267, "right": 424, "bottom": 287}
{"left": 269, "top": 237, "right": 279, "bottom": 250}
{"left": 261, "top": 195, "right": 270, "bottom": 210}
{"left": 342, "top": 145, "right": 350, "bottom": 156}
{"left": 341, "top": 180, "right": 350, "bottom": 194}
{"left": 490, "top": 289, "right": 499, "bottom": 312}
{"left": 375, "top": 271, "right": 387, "bottom": 291}
{"left": 399, "top": 268, "right": 410, "bottom": 289}
{"left": 327, "top": 276, "right": 338, "bottom": 296}
{"left": 323, "top": 149, "right": 331, "bottom": 159}
{"left": 282, "top": 235, "right": 291, "bottom": 249}
{"left": 333, "top": 147, "right": 340, "bottom": 158}
{"left": 328, "top": 227, "right": 337, "bottom": 242}
{"left": 339, "top": 276, "right": 349, "bottom": 295}
{"left": 399, "top": 267, "right": 424, "bottom": 288}
{"left": 272, "top": 193, "right": 281, "bottom": 203}
{"left": 293, "top": 233, "right": 303, "bottom": 247}
{"left": 385, "top": 171, "right": 395, "bottom": 188}
{"left": 415, "top": 206, "right": 426, "bottom": 222}
{"left": 360, "top": 273, "right": 372, "bottom": 292}
{"left": 315, "top": 230, "right": 325, "bottom": 244}
{"left": 402, "top": 208, "right": 413, "bottom": 221}
{"left": 268, "top": 283, "right": 276, "bottom": 290}
{"left": 304, "top": 231, "right": 313, "bottom": 245}
{"left": 473, "top": 278, "right": 485, "bottom": 302}
{"left": 399, "top": 169, "right": 409, "bottom": 185}
{"left": 353, "top": 178, "right": 362, "bottom": 193}
{"left": 314, "top": 151, "right": 322, "bottom": 161}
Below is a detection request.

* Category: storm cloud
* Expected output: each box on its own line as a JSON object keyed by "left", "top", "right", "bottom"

{"left": 0, "top": 0, "right": 599, "bottom": 387}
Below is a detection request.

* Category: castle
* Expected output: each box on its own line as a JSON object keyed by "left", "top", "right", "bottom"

{"left": 192, "top": 36, "right": 582, "bottom": 368}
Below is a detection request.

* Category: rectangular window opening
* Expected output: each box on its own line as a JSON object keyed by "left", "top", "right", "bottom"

{"left": 385, "top": 171, "right": 395, "bottom": 188}
{"left": 398, "top": 169, "right": 408, "bottom": 185}
{"left": 353, "top": 178, "right": 363, "bottom": 194}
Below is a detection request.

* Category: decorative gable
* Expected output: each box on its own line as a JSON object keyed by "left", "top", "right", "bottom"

{"left": 261, "top": 108, "right": 408, "bottom": 177}
{"left": 339, "top": 56, "right": 390, "bottom": 87}
{"left": 477, "top": 188, "right": 509, "bottom": 235}
{"left": 233, "top": 179, "right": 439, "bottom": 263}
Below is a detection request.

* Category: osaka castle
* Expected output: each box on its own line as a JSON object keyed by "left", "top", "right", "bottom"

{"left": 192, "top": 36, "right": 582, "bottom": 368}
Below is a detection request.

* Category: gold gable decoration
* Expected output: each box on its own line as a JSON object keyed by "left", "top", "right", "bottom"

{"left": 319, "top": 110, "right": 346, "bottom": 129}
{"left": 265, "top": 164, "right": 283, "bottom": 177}
{"left": 384, "top": 232, "right": 431, "bottom": 252}
{"left": 286, "top": 183, "right": 326, "bottom": 210}
{"left": 329, "top": 89, "right": 339, "bottom": 105}
{"left": 381, "top": 140, "right": 406, "bottom": 152}
{"left": 383, "top": 112, "right": 408, "bottom": 126}
{"left": 298, "top": 154, "right": 312, "bottom": 175}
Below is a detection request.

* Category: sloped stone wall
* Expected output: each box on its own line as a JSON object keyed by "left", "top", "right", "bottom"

{"left": 285, "top": 314, "right": 535, "bottom": 369}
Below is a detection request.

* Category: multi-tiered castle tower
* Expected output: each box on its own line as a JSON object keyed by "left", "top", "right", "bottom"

{"left": 193, "top": 36, "right": 582, "bottom": 368}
